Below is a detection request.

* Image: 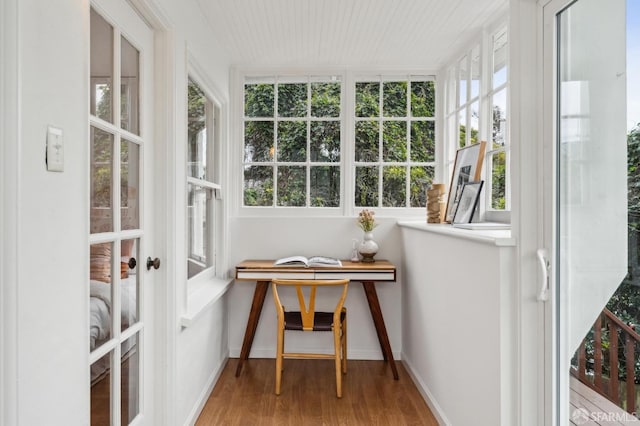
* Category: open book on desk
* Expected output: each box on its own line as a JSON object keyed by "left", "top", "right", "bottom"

{"left": 273, "top": 256, "right": 342, "bottom": 268}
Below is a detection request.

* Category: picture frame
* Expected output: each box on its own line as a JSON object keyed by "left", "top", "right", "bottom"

{"left": 445, "top": 141, "right": 486, "bottom": 222}
{"left": 452, "top": 181, "right": 484, "bottom": 224}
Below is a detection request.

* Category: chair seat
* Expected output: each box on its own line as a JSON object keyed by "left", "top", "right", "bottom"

{"left": 284, "top": 310, "right": 346, "bottom": 331}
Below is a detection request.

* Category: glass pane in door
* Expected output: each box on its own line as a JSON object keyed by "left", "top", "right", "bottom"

{"left": 91, "top": 127, "right": 114, "bottom": 234}
{"left": 121, "top": 36, "right": 139, "bottom": 135}
{"left": 91, "top": 351, "right": 112, "bottom": 426}
{"left": 121, "top": 140, "right": 139, "bottom": 230}
{"left": 90, "top": 242, "right": 113, "bottom": 351}
{"left": 121, "top": 335, "right": 140, "bottom": 424}
{"left": 120, "top": 238, "right": 139, "bottom": 331}
{"left": 555, "top": 0, "right": 628, "bottom": 421}
{"left": 90, "top": 9, "right": 113, "bottom": 123}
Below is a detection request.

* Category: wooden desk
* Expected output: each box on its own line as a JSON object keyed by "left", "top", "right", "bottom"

{"left": 235, "top": 259, "right": 399, "bottom": 380}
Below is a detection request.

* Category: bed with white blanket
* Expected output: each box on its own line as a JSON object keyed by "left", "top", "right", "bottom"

{"left": 90, "top": 278, "right": 137, "bottom": 384}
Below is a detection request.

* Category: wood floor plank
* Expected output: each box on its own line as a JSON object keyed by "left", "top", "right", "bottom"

{"left": 569, "top": 377, "right": 640, "bottom": 425}
{"left": 196, "top": 358, "right": 438, "bottom": 426}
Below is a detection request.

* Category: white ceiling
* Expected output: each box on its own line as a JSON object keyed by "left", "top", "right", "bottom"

{"left": 196, "top": 0, "right": 508, "bottom": 71}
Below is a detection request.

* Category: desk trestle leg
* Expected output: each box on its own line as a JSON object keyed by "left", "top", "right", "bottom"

{"left": 235, "top": 280, "right": 269, "bottom": 377}
{"left": 362, "top": 281, "right": 399, "bottom": 380}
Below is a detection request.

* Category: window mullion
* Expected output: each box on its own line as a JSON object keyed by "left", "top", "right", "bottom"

{"left": 273, "top": 80, "right": 278, "bottom": 207}
{"left": 306, "top": 79, "right": 311, "bottom": 207}
{"left": 406, "top": 81, "right": 411, "bottom": 207}
{"left": 378, "top": 78, "right": 384, "bottom": 208}
{"left": 343, "top": 72, "right": 352, "bottom": 213}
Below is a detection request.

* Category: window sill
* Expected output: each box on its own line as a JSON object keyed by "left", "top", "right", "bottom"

{"left": 180, "top": 276, "right": 233, "bottom": 328}
{"left": 397, "top": 221, "right": 516, "bottom": 247}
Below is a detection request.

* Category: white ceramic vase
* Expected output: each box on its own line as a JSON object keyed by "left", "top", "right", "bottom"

{"left": 358, "top": 231, "right": 379, "bottom": 263}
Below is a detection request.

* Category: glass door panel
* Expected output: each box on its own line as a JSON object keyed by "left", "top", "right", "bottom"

{"left": 120, "top": 238, "right": 139, "bottom": 332}
{"left": 120, "top": 36, "right": 139, "bottom": 135}
{"left": 90, "top": 242, "right": 114, "bottom": 352}
{"left": 121, "top": 140, "right": 140, "bottom": 231}
{"left": 90, "top": 351, "right": 111, "bottom": 426}
{"left": 89, "top": 3, "right": 154, "bottom": 424}
{"left": 90, "top": 127, "right": 114, "bottom": 234}
{"left": 548, "top": 0, "right": 627, "bottom": 422}
{"left": 121, "top": 335, "right": 140, "bottom": 424}
{"left": 90, "top": 9, "right": 113, "bottom": 123}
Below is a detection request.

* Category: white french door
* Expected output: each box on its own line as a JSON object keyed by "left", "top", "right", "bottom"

{"left": 542, "top": 0, "right": 627, "bottom": 424}
{"left": 89, "top": 1, "right": 157, "bottom": 424}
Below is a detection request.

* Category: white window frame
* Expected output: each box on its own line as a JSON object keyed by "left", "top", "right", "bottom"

{"left": 353, "top": 75, "right": 437, "bottom": 209}
{"left": 185, "top": 63, "right": 226, "bottom": 286}
{"left": 486, "top": 24, "right": 510, "bottom": 221}
{"left": 234, "top": 70, "right": 439, "bottom": 218}
{"left": 443, "top": 19, "right": 511, "bottom": 223}
{"left": 241, "top": 74, "right": 344, "bottom": 211}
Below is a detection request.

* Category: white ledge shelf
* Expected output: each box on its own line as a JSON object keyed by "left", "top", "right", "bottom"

{"left": 397, "top": 221, "right": 516, "bottom": 247}
{"left": 180, "top": 277, "right": 233, "bottom": 328}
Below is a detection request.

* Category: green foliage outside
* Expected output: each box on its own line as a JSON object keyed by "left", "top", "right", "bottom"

{"left": 243, "top": 81, "right": 341, "bottom": 207}
{"left": 91, "top": 126, "right": 113, "bottom": 209}
{"left": 354, "top": 80, "right": 435, "bottom": 207}
{"left": 607, "top": 124, "right": 640, "bottom": 330}
{"left": 243, "top": 79, "right": 435, "bottom": 208}
{"left": 91, "top": 83, "right": 136, "bottom": 224}
{"left": 188, "top": 80, "right": 207, "bottom": 180}
{"left": 188, "top": 81, "right": 206, "bottom": 136}
{"left": 492, "top": 150, "right": 506, "bottom": 209}
{"left": 491, "top": 105, "right": 507, "bottom": 209}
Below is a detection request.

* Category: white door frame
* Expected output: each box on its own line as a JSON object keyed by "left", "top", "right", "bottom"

{"left": 88, "top": 1, "right": 175, "bottom": 423}
{"left": 513, "top": 1, "right": 571, "bottom": 424}
{"left": 1, "top": 0, "right": 19, "bottom": 424}
{"left": 540, "top": 1, "right": 627, "bottom": 425}
{"left": 509, "top": 0, "right": 550, "bottom": 424}
{"left": 125, "top": 1, "right": 177, "bottom": 424}
{"left": 541, "top": 2, "right": 565, "bottom": 425}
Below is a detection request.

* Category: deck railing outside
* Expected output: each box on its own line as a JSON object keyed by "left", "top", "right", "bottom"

{"left": 571, "top": 308, "right": 640, "bottom": 416}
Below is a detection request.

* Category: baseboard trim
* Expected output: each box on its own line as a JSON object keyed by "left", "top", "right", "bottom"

{"left": 401, "top": 354, "right": 451, "bottom": 426}
{"left": 183, "top": 350, "right": 230, "bottom": 426}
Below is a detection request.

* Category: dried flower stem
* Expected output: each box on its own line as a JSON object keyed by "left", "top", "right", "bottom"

{"left": 357, "top": 209, "right": 377, "bottom": 232}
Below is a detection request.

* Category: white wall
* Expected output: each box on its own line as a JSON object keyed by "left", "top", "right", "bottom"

{"left": 399, "top": 225, "right": 516, "bottom": 426}
{"left": 6, "top": 1, "right": 90, "bottom": 424}
{"left": 1, "top": 0, "right": 20, "bottom": 424}
{"left": 176, "top": 297, "right": 228, "bottom": 424}
{"left": 228, "top": 217, "right": 403, "bottom": 361}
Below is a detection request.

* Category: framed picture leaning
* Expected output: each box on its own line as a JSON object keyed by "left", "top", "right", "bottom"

{"left": 444, "top": 141, "right": 486, "bottom": 223}
{"left": 452, "top": 181, "right": 484, "bottom": 224}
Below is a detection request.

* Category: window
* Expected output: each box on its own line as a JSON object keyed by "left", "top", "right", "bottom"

{"left": 240, "top": 74, "right": 437, "bottom": 212}
{"left": 488, "top": 27, "right": 509, "bottom": 211}
{"left": 444, "top": 24, "right": 509, "bottom": 217}
{"left": 187, "top": 78, "right": 220, "bottom": 279}
{"left": 354, "top": 77, "right": 436, "bottom": 208}
{"left": 243, "top": 76, "right": 342, "bottom": 207}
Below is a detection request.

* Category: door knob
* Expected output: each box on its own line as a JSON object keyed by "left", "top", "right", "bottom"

{"left": 128, "top": 257, "right": 137, "bottom": 269}
{"left": 146, "top": 257, "right": 160, "bottom": 271}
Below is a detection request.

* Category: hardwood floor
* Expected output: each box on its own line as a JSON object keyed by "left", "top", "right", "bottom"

{"left": 196, "top": 358, "right": 438, "bottom": 425}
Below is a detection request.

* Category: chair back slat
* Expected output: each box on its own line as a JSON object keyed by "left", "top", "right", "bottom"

{"left": 295, "top": 285, "right": 316, "bottom": 330}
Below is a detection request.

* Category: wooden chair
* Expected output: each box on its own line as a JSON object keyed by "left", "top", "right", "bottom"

{"left": 271, "top": 278, "right": 349, "bottom": 398}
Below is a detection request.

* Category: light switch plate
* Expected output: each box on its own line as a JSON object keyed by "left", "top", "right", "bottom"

{"left": 46, "top": 125, "right": 64, "bottom": 172}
